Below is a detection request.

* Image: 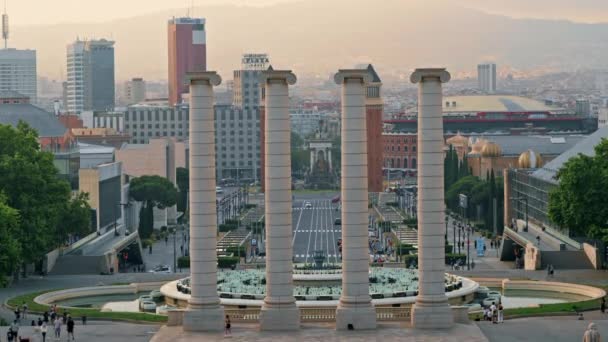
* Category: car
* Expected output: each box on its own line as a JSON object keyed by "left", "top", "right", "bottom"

{"left": 149, "top": 265, "right": 171, "bottom": 274}
{"left": 334, "top": 218, "right": 342, "bottom": 225}
{"left": 304, "top": 201, "right": 312, "bottom": 208}
{"left": 216, "top": 186, "right": 223, "bottom": 194}
{"left": 140, "top": 300, "right": 157, "bottom": 312}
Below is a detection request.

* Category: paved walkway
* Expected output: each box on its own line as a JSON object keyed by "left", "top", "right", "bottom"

{"left": 0, "top": 322, "right": 158, "bottom": 342}
{"left": 152, "top": 323, "right": 488, "bottom": 342}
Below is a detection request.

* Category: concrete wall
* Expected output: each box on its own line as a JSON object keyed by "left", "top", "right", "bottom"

{"left": 583, "top": 243, "right": 600, "bottom": 270}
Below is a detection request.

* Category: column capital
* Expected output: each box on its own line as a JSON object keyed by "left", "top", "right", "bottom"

{"left": 259, "top": 69, "right": 297, "bottom": 85}
{"left": 410, "top": 68, "right": 450, "bottom": 84}
{"left": 185, "top": 71, "right": 222, "bottom": 86}
{"left": 334, "top": 69, "right": 371, "bottom": 85}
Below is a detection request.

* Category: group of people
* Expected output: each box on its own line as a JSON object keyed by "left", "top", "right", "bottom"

{"left": 7, "top": 303, "right": 78, "bottom": 342}
{"left": 483, "top": 301, "right": 504, "bottom": 324}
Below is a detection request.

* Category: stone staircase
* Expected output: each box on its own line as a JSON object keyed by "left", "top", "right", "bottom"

{"left": 393, "top": 225, "right": 418, "bottom": 247}
{"left": 217, "top": 228, "right": 251, "bottom": 257}
{"left": 541, "top": 250, "right": 595, "bottom": 270}
{"left": 49, "top": 255, "right": 107, "bottom": 275}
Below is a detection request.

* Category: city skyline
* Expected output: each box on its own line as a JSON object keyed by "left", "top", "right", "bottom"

{"left": 5, "top": 0, "right": 608, "bottom": 82}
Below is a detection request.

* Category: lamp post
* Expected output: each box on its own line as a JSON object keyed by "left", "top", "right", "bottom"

{"left": 172, "top": 226, "right": 177, "bottom": 273}
{"left": 466, "top": 225, "right": 470, "bottom": 270}
{"left": 510, "top": 197, "right": 529, "bottom": 232}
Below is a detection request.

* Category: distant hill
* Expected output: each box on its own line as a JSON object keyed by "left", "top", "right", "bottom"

{"left": 12, "top": 0, "right": 608, "bottom": 81}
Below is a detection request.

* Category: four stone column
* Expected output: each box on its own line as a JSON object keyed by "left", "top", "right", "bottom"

{"left": 334, "top": 69, "right": 377, "bottom": 330}
{"left": 259, "top": 69, "right": 300, "bottom": 331}
{"left": 183, "top": 71, "right": 225, "bottom": 332}
{"left": 410, "top": 68, "right": 453, "bottom": 329}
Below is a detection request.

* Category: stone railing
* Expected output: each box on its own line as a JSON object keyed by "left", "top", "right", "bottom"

{"left": 300, "top": 307, "right": 336, "bottom": 322}
{"left": 222, "top": 307, "right": 413, "bottom": 323}
{"left": 376, "top": 307, "right": 411, "bottom": 321}
{"left": 224, "top": 308, "right": 261, "bottom": 322}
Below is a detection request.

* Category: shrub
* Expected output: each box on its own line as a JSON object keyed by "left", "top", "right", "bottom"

{"left": 445, "top": 244, "right": 453, "bottom": 254}
{"left": 226, "top": 246, "right": 246, "bottom": 257}
{"left": 160, "top": 226, "right": 168, "bottom": 233}
{"left": 141, "top": 239, "right": 154, "bottom": 248}
{"left": 395, "top": 243, "right": 415, "bottom": 256}
{"left": 218, "top": 256, "right": 239, "bottom": 268}
{"left": 219, "top": 223, "right": 238, "bottom": 232}
{"left": 401, "top": 253, "right": 467, "bottom": 266}
{"left": 403, "top": 218, "right": 418, "bottom": 226}
{"left": 385, "top": 201, "right": 398, "bottom": 207}
{"left": 177, "top": 256, "right": 190, "bottom": 269}
{"left": 244, "top": 204, "right": 257, "bottom": 209}
{"left": 224, "top": 219, "right": 240, "bottom": 226}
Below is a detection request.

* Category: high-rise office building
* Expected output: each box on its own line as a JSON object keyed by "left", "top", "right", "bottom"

{"left": 66, "top": 39, "right": 115, "bottom": 113}
{"left": 477, "top": 63, "right": 497, "bottom": 94}
{"left": 125, "top": 78, "right": 146, "bottom": 104}
{"left": 167, "top": 17, "right": 206, "bottom": 105}
{"left": 0, "top": 48, "right": 37, "bottom": 102}
{"left": 233, "top": 53, "right": 269, "bottom": 109}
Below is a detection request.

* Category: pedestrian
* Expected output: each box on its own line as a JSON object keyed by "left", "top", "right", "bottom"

{"left": 536, "top": 235, "right": 541, "bottom": 246}
{"left": 43, "top": 311, "right": 49, "bottom": 323}
{"left": 22, "top": 302, "right": 28, "bottom": 319}
{"left": 10, "top": 320, "right": 19, "bottom": 340}
{"left": 490, "top": 302, "right": 497, "bottom": 324}
{"left": 7, "top": 328, "right": 14, "bottom": 342}
{"left": 165, "top": 235, "right": 168, "bottom": 245}
{"left": 40, "top": 322, "right": 47, "bottom": 342}
{"left": 82, "top": 315, "right": 87, "bottom": 326}
{"left": 224, "top": 315, "right": 231, "bottom": 336}
{"left": 498, "top": 303, "right": 504, "bottom": 323}
{"left": 37, "top": 317, "right": 42, "bottom": 327}
{"left": 490, "top": 241, "right": 494, "bottom": 249}
{"left": 14, "top": 308, "right": 20, "bottom": 321}
{"left": 471, "top": 260, "right": 476, "bottom": 270}
{"left": 67, "top": 316, "right": 75, "bottom": 341}
{"left": 149, "top": 244, "right": 152, "bottom": 254}
{"left": 583, "top": 322, "right": 601, "bottom": 342}
{"left": 474, "top": 240, "right": 477, "bottom": 249}
{"left": 601, "top": 298, "right": 606, "bottom": 314}
{"left": 53, "top": 317, "right": 61, "bottom": 339}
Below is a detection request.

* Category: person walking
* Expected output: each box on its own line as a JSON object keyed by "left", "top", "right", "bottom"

{"left": 54, "top": 317, "right": 62, "bottom": 340}
{"left": 224, "top": 315, "right": 231, "bottom": 336}
{"left": 583, "top": 322, "right": 601, "bottom": 342}
{"left": 40, "top": 322, "right": 48, "bottom": 342}
{"left": 601, "top": 297, "right": 606, "bottom": 314}
{"left": 490, "top": 302, "right": 498, "bottom": 324}
{"left": 81, "top": 315, "right": 87, "bottom": 326}
{"left": 498, "top": 303, "right": 504, "bottom": 323}
{"left": 22, "top": 302, "right": 28, "bottom": 320}
{"left": 67, "top": 316, "right": 75, "bottom": 341}
{"left": 10, "top": 320, "right": 19, "bottom": 340}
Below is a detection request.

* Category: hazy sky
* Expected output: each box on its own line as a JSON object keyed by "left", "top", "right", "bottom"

{"left": 8, "top": 0, "right": 608, "bottom": 26}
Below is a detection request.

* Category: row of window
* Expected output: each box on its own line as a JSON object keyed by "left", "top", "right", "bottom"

{"left": 385, "top": 137, "right": 416, "bottom": 144}
{"left": 385, "top": 158, "right": 417, "bottom": 169}
{"left": 385, "top": 145, "right": 417, "bottom": 152}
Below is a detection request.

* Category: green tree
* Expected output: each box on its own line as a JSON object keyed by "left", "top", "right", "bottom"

{"left": 0, "top": 122, "right": 89, "bottom": 268}
{"left": 57, "top": 192, "right": 92, "bottom": 242}
{"left": 176, "top": 167, "right": 189, "bottom": 214}
{"left": 291, "top": 132, "right": 309, "bottom": 175}
{"left": 446, "top": 175, "right": 483, "bottom": 216}
{"left": 548, "top": 139, "right": 608, "bottom": 241}
{"left": 0, "top": 195, "right": 20, "bottom": 286}
{"left": 129, "top": 175, "right": 178, "bottom": 238}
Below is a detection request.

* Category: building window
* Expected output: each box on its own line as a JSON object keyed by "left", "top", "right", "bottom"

{"left": 148, "top": 112, "right": 152, "bottom": 121}
{"left": 413, "top": 146, "right": 416, "bottom": 152}
{"left": 155, "top": 112, "right": 159, "bottom": 121}
{"left": 412, "top": 158, "right": 417, "bottom": 168}
{"left": 403, "top": 158, "right": 408, "bottom": 168}
{"left": 404, "top": 146, "right": 408, "bottom": 152}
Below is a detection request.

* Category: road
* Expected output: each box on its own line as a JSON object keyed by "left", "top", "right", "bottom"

{"left": 290, "top": 192, "right": 341, "bottom": 264}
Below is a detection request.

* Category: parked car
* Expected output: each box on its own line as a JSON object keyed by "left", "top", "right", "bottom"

{"left": 334, "top": 218, "right": 342, "bottom": 225}
{"left": 305, "top": 201, "right": 312, "bottom": 208}
{"left": 149, "top": 265, "right": 171, "bottom": 274}
{"left": 216, "top": 186, "right": 224, "bottom": 194}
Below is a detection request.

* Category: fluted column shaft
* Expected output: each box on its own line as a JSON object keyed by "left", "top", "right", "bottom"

{"left": 183, "top": 71, "right": 224, "bottom": 332}
{"left": 259, "top": 70, "right": 299, "bottom": 331}
{"left": 334, "top": 70, "right": 376, "bottom": 330}
{"left": 410, "top": 68, "right": 453, "bottom": 329}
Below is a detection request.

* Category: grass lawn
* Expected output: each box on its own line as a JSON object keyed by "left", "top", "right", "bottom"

{"left": 470, "top": 296, "right": 601, "bottom": 321}
{"left": 6, "top": 290, "right": 167, "bottom": 324}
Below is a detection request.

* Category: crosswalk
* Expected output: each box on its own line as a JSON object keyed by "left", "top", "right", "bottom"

{"left": 294, "top": 207, "right": 337, "bottom": 210}
{"left": 295, "top": 229, "right": 341, "bottom": 233}
{"left": 294, "top": 254, "right": 340, "bottom": 258}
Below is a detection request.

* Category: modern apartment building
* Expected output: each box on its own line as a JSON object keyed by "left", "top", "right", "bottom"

{"left": 66, "top": 39, "right": 115, "bottom": 113}
{"left": 477, "top": 63, "right": 497, "bottom": 94}
{"left": 168, "top": 17, "right": 206, "bottom": 105}
{"left": 0, "top": 48, "right": 37, "bottom": 102}
{"left": 232, "top": 53, "right": 269, "bottom": 109}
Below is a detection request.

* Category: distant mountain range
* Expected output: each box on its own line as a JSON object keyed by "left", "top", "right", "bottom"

{"left": 12, "top": 0, "right": 608, "bottom": 81}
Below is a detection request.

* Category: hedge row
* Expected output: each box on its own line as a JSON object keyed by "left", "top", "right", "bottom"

{"left": 177, "top": 256, "right": 240, "bottom": 269}
{"left": 402, "top": 253, "right": 467, "bottom": 266}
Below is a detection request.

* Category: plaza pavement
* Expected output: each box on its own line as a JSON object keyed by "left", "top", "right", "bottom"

{"left": 0, "top": 322, "right": 159, "bottom": 342}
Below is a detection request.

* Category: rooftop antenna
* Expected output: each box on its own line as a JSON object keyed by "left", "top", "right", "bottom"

{"left": 2, "top": 0, "right": 8, "bottom": 49}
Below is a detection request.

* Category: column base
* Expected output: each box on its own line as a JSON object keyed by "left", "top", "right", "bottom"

{"left": 335, "top": 304, "right": 377, "bottom": 330}
{"left": 411, "top": 300, "right": 453, "bottom": 329}
{"left": 183, "top": 306, "right": 225, "bottom": 332}
{"left": 259, "top": 304, "right": 300, "bottom": 331}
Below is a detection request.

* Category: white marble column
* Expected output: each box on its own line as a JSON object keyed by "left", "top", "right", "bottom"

{"left": 183, "top": 71, "right": 224, "bottom": 332}
{"left": 259, "top": 69, "right": 300, "bottom": 331}
{"left": 410, "top": 68, "right": 453, "bottom": 329}
{"left": 334, "top": 69, "right": 377, "bottom": 330}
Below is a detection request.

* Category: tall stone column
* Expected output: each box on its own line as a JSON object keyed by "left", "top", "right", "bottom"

{"left": 334, "top": 69, "right": 377, "bottom": 330}
{"left": 182, "top": 71, "right": 225, "bottom": 332}
{"left": 259, "top": 69, "right": 300, "bottom": 331}
{"left": 410, "top": 68, "right": 453, "bottom": 329}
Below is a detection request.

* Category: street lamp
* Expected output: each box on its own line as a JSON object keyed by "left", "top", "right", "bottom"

{"left": 510, "top": 197, "right": 529, "bottom": 232}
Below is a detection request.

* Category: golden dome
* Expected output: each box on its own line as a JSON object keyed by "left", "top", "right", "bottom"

{"left": 470, "top": 138, "right": 487, "bottom": 154}
{"left": 518, "top": 150, "right": 543, "bottom": 169}
{"left": 480, "top": 141, "right": 502, "bottom": 157}
{"left": 446, "top": 133, "right": 468, "bottom": 146}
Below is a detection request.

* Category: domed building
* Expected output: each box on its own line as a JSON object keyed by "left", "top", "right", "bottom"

{"left": 445, "top": 133, "right": 469, "bottom": 158}
{"left": 518, "top": 150, "right": 543, "bottom": 169}
{"left": 480, "top": 141, "right": 502, "bottom": 158}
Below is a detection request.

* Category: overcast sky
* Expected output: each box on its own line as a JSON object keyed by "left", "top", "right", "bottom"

{"left": 8, "top": 0, "right": 608, "bottom": 26}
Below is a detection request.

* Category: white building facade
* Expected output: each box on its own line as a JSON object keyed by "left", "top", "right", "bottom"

{"left": 0, "top": 48, "right": 37, "bottom": 102}
{"left": 477, "top": 63, "right": 496, "bottom": 94}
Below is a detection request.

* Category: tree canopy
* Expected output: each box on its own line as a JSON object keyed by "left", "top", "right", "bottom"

{"left": 0, "top": 122, "right": 91, "bottom": 283}
{"left": 129, "top": 175, "right": 178, "bottom": 238}
{"left": 548, "top": 138, "right": 608, "bottom": 241}
{"left": 176, "top": 167, "right": 189, "bottom": 214}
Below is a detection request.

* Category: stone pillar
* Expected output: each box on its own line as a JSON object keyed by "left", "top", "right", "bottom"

{"left": 259, "top": 69, "right": 300, "bottom": 331}
{"left": 410, "top": 68, "right": 453, "bottom": 329}
{"left": 334, "top": 69, "right": 377, "bottom": 330}
{"left": 183, "top": 71, "right": 224, "bottom": 332}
